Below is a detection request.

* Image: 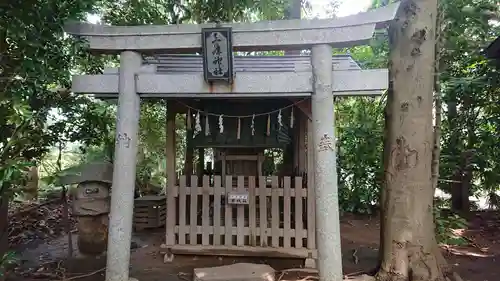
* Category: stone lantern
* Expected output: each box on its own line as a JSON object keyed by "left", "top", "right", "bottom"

{"left": 59, "top": 161, "right": 113, "bottom": 256}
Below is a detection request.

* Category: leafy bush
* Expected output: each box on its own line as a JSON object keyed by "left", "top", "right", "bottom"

{"left": 336, "top": 97, "right": 384, "bottom": 214}
{"left": 0, "top": 252, "right": 17, "bottom": 277}
{"left": 434, "top": 203, "right": 468, "bottom": 245}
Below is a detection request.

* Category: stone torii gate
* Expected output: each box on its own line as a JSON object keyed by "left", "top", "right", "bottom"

{"left": 64, "top": 3, "right": 400, "bottom": 281}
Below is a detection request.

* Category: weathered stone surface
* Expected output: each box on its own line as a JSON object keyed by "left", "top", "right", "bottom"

{"left": 59, "top": 161, "right": 114, "bottom": 185}
{"left": 73, "top": 181, "right": 110, "bottom": 216}
{"left": 76, "top": 215, "right": 108, "bottom": 256}
{"left": 193, "top": 263, "right": 275, "bottom": 281}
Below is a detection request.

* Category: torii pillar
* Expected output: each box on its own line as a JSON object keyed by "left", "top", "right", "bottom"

{"left": 311, "top": 44, "right": 343, "bottom": 281}
{"left": 106, "top": 51, "right": 142, "bottom": 281}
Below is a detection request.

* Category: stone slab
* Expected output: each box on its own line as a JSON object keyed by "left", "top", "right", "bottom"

{"left": 193, "top": 263, "right": 275, "bottom": 281}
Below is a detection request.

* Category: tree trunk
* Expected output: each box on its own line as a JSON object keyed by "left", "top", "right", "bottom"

{"left": 456, "top": 150, "right": 473, "bottom": 212}
{"left": 429, "top": 9, "right": 455, "bottom": 275}
{"left": 0, "top": 195, "right": 8, "bottom": 280}
{"left": 23, "top": 166, "right": 39, "bottom": 201}
{"left": 451, "top": 150, "right": 472, "bottom": 213}
{"left": 285, "top": 0, "right": 301, "bottom": 176}
{"left": 379, "top": 69, "right": 394, "bottom": 267}
{"left": 284, "top": 0, "right": 301, "bottom": 55}
{"left": 431, "top": 14, "right": 442, "bottom": 195}
{"left": 448, "top": 100, "right": 466, "bottom": 212}
{"left": 375, "top": 0, "right": 453, "bottom": 280}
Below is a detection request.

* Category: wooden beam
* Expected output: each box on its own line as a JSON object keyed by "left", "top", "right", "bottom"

{"left": 185, "top": 126, "right": 194, "bottom": 180}
{"left": 197, "top": 148, "right": 205, "bottom": 186}
{"left": 72, "top": 69, "right": 388, "bottom": 97}
{"left": 298, "top": 114, "right": 307, "bottom": 174}
{"left": 306, "top": 119, "right": 315, "bottom": 251}
{"left": 294, "top": 99, "right": 312, "bottom": 120}
{"left": 167, "top": 244, "right": 317, "bottom": 259}
{"left": 63, "top": 3, "right": 400, "bottom": 53}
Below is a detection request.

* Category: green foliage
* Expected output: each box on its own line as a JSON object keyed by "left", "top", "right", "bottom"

{"left": 97, "top": 0, "right": 290, "bottom": 26}
{"left": 433, "top": 199, "right": 468, "bottom": 245}
{"left": 334, "top": 0, "right": 499, "bottom": 217}
{"left": 1, "top": 0, "right": 499, "bottom": 267}
{"left": 435, "top": 214, "right": 468, "bottom": 246}
{"left": 183, "top": 0, "right": 291, "bottom": 22}
{"left": 434, "top": 208, "right": 468, "bottom": 245}
{"left": 336, "top": 97, "right": 385, "bottom": 214}
{"left": 0, "top": 0, "right": 105, "bottom": 196}
{"left": 0, "top": 161, "right": 34, "bottom": 199}
{"left": 136, "top": 102, "right": 169, "bottom": 187}
{"left": 438, "top": 0, "right": 500, "bottom": 199}
{"left": 332, "top": 31, "right": 389, "bottom": 214}
{"left": 0, "top": 251, "right": 17, "bottom": 277}
{"left": 1, "top": 0, "right": 291, "bottom": 273}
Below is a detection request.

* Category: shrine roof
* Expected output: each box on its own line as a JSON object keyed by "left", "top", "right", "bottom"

{"left": 143, "top": 54, "right": 361, "bottom": 73}
{"left": 88, "top": 54, "right": 386, "bottom": 99}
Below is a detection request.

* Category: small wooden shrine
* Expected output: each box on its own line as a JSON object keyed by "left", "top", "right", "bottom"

{"left": 91, "top": 54, "right": 370, "bottom": 264}
{"left": 137, "top": 55, "right": 363, "bottom": 262}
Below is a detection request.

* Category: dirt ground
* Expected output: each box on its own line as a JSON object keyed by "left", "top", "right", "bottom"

{"left": 8, "top": 211, "right": 500, "bottom": 281}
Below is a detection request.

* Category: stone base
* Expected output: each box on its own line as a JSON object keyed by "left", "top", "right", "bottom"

{"left": 76, "top": 215, "right": 108, "bottom": 256}
{"left": 163, "top": 252, "right": 174, "bottom": 263}
{"left": 304, "top": 258, "right": 317, "bottom": 269}
{"left": 193, "top": 263, "right": 275, "bottom": 281}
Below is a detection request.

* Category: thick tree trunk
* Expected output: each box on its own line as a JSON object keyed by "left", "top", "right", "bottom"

{"left": 374, "top": 0, "right": 454, "bottom": 280}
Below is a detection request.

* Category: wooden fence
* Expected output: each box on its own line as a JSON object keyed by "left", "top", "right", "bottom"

{"left": 165, "top": 175, "right": 316, "bottom": 259}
